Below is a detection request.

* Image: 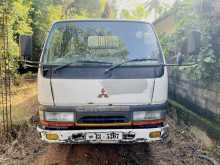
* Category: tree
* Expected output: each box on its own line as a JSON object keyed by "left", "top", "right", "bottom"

{"left": 121, "top": 5, "right": 148, "bottom": 19}
{"left": 101, "top": 2, "right": 112, "bottom": 18}
{"left": 144, "top": 0, "right": 172, "bottom": 20}
{"left": 145, "top": 0, "right": 162, "bottom": 19}
{"left": 3, "top": 0, "right": 117, "bottom": 62}
{"left": 159, "top": 0, "right": 218, "bottom": 82}
{"left": 63, "top": 0, "right": 107, "bottom": 18}
{"left": 3, "top": 0, "right": 32, "bottom": 58}
{"left": 29, "top": 0, "right": 63, "bottom": 60}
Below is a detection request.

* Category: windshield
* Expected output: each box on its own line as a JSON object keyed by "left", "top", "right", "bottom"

{"left": 42, "top": 21, "right": 163, "bottom": 66}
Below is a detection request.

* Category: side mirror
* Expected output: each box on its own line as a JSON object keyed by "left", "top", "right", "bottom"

{"left": 19, "top": 35, "right": 32, "bottom": 60}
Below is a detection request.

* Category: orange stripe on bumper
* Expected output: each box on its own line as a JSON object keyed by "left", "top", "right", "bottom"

{"left": 132, "top": 119, "right": 165, "bottom": 126}
{"left": 40, "top": 120, "right": 75, "bottom": 127}
{"left": 40, "top": 119, "right": 164, "bottom": 127}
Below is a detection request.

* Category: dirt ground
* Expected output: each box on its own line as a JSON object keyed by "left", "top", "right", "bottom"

{"left": 0, "top": 81, "right": 220, "bottom": 165}
{"left": 0, "top": 117, "right": 219, "bottom": 165}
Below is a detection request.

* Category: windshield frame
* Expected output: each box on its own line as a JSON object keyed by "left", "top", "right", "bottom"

{"left": 40, "top": 20, "right": 165, "bottom": 67}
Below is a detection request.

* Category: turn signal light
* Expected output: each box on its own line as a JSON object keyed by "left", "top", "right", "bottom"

{"left": 46, "top": 133, "right": 59, "bottom": 140}
{"left": 149, "top": 131, "right": 161, "bottom": 138}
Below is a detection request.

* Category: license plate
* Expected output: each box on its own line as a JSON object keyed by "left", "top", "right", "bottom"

{"left": 86, "top": 132, "right": 122, "bottom": 141}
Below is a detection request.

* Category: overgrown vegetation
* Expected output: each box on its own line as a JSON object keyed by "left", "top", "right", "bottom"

{"left": 10, "top": 0, "right": 220, "bottom": 83}
{"left": 159, "top": 0, "right": 220, "bottom": 82}
{"left": 6, "top": 0, "right": 112, "bottom": 62}
{"left": 6, "top": 0, "right": 174, "bottom": 65}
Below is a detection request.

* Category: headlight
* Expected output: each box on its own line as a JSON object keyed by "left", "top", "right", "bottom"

{"left": 44, "top": 112, "right": 75, "bottom": 122}
{"left": 133, "top": 111, "right": 164, "bottom": 121}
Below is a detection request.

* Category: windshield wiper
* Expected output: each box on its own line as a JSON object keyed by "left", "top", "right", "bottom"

{"left": 53, "top": 60, "right": 112, "bottom": 72}
{"left": 76, "top": 60, "right": 112, "bottom": 65}
{"left": 104, "top": 58, "right": 159, "bottom": 74}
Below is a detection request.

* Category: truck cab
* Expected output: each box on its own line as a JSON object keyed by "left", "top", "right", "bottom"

{"left": 37, "top": 20, "right": 168, "bottom": 143}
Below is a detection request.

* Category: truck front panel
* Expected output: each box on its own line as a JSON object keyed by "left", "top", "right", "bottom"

{"left": 37, "top": 20, "right": 168, "bottom": 143}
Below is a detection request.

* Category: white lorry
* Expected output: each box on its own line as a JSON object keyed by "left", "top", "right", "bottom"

{"left": 37, "top": 20, "right": 169, "bottom": 143}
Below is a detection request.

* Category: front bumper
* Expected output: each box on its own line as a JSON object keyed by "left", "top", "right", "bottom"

{"left": 37, "top": 124, "right": 169, "bottom": 144}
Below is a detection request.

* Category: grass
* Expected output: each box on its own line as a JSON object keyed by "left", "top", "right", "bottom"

{"left": 0, "top": 80, "right": 38, "bottom": 123}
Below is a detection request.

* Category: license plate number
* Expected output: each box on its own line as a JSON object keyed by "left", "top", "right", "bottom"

{"left": 86, "top": 132, "right": 122, "bottom": 141}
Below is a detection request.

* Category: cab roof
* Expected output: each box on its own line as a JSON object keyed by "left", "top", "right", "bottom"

{"left": 52, "top": 19, "right": 151, "bottom": 25}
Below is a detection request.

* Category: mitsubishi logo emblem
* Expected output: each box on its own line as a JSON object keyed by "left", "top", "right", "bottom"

{"left": 98, "top": 88, "right": 109, "bottom": 98}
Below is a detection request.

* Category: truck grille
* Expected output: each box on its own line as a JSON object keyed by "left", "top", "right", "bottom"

{"left": 77, "top": 115, "right": 129, "bottom": 124}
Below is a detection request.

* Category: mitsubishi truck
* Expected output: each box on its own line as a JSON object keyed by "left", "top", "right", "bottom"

{"left": 37, "top": 20, "right": 169, "bottom": 143}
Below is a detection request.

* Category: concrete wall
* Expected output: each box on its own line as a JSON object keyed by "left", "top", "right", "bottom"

{"left": 169, "top": 70, "right": 220, "bottom": 125}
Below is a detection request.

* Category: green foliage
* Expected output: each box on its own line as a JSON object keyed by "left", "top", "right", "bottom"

{"left": 29, "top": 0, "right": 114, "bottom": 59}
{"left": 3, "top": 0, "right": 32, "bottom": 58}
{"left": 0, "top": 0, "right": 32, "bottom": 76}
{"left": 29, "top": 0, "right": 63, "bottom": 59}
{"left": 158, "top": 33, "right": 175, "bottom": 58}
{"left": 64, "top": 0, "right": 109, "bottom": 19}
{"left": 4, "top": 0, "right": 116, "bottom": 66}
{"left": 145, "top": 0, "right": 174, "bottom": 20}
{"left": 121, "top": 5, "right": 148, "bottom": 19}
{"left": 11, "top": 0, "right": 32, "bottom": 35}
{"left": 159, "top": 0, "right": 219, "bottom": 82}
